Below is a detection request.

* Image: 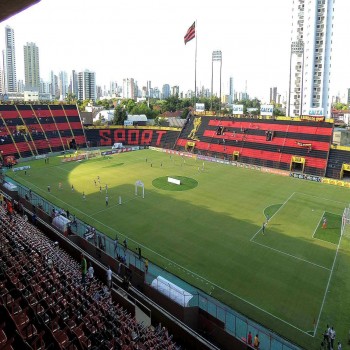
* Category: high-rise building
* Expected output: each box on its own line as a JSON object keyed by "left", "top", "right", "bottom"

{"left": 58, "top": 71, "right": 68, "bottom": 100}
{"left": 109, "top": 81, "right": 118, "bottom": 96}
{"left": 122, "top": 78, "right": 135, "bottom": 99}
{"left": 40, "top": 79, "right": 50, "bottom": 94}
{"left": 17, "top": 79, "right": 24, "bottom": 93}
{"left": 4, "top": 26, "right": 17, "bottom": 93}
{"left": 24, "top": 42, "right": 40, "bottom": 91}
{"left": 50, "top": 71, "right": 59, "bottom": 100}
{"left": 228, "top": 77, "right": 234, "bottom": 104}
{"left": 171, "top": 86, "right": 179, "bottom": 96}
{"left": 162, "top": 84, "right": 170, "bottom": 99}
{"left": 347, "top": 88, "right": 350, "bottom": 105}
{"left": 78, "top": 70, "right": 96, "bottom": 101}
{"left": 270, "top": 87, "right": 277, "bottom": 104}
{"left": 287, "top": 0, "right": 334, "bottom": 118}
{"left": 69, "top": 70, "right": 78, "bottom": 98}
{"left": 146, "top": 81, "right": 152, "bottom": 98}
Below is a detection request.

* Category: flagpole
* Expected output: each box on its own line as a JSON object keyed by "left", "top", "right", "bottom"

{"left": 194, "top": 20, "right": 197, "bottom": 108}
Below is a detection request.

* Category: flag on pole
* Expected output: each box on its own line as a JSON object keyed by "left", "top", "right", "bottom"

{"left": 184, "top": 22, "right": 195, "bottom": 45}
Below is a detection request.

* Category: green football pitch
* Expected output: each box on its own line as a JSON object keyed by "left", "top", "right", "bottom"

{"left": 7, "top": 149, "right": 350, "bottom": 349}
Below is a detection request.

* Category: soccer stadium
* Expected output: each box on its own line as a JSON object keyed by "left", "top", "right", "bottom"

{"left": 1, "top": 102, "right": 350, "bottom": 350}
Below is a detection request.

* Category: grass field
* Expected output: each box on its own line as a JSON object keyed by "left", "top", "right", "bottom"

{"left": 7, "top": 149, "right": 350, "bottom": 349}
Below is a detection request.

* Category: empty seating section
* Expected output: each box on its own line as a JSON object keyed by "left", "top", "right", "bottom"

{"left": 0, "top": 206, "right": 179, "bottom": 349}
{"left": 326, "top": 148, "right": 350, "bottom": 179}
{"left": 176, "top": 115, "right": 333, "bottom": 176}
{"left": 0, "top": 104, "right": 87, "bottom": 159}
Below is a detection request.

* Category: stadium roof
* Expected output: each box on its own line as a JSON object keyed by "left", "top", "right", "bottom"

{"left": 127, "top": 114, "right": 147, "bottom": 122}
{"left": 0, "top": 0, "right": 41, "bottom": 23}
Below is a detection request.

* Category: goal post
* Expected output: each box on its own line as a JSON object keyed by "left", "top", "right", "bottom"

{"left": 135, "top": 180, "right": 145, "bottom": 199}
{"left": 341, "top": 207, "right": 350, "bottom": 237}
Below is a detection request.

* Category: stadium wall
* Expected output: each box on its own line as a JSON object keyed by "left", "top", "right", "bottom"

{"left": 84, "top": 128, "right": 180, "bottom": 150}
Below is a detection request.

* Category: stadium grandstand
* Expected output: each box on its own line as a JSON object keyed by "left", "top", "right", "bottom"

{"left": 1, "top": 102, "right": 350, "bottom": 350}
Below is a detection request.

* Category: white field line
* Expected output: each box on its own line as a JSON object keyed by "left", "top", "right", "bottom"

{"left": 16, "top": 177, "right": 312, "bottom": 336}
{"left": 250, "top": 192, "right": 295, "bottom": 242}
{"left": 313, "top": 226, "right": 344, "bottom": 337}
{"left": 312, "top": 211, "right": 325, "bottom": 238}
{"left": 90, "top": 196, "right": 140, "bottom": 216}
{"left": 251, "top": 240, "right": 331, "bottom": 271}
{"left": 313, "top": 237, "right": 338, "bottom": 246}
{"left": 295, "top": 192, "right": 348, "bottom": 205}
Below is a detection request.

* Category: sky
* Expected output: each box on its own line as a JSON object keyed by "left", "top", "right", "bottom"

{"left": 0, "top": 0, "right": 349, "bottom": 102}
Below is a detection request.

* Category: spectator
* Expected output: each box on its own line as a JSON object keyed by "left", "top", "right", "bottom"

{"left": 81, "top": 254, "right": 87, "bottom": 284}
{"left": 88, "top": 262, "right": 94, "bottom": 280}
{"left": 138, "top": 247, "right": 142, "bottom": 260}
{"left": 254, "top": 334, "right": 260, "bottom": 349}
{"left": 106, "top": 266, "right": 112, "bottom": 290}
{"left": 247, "top": 331, "right": 252, "bottom": 348}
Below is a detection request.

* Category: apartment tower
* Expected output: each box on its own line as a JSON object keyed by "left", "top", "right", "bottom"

{"left": 287, "top": 0, "right": 334, "bottom": 118}
{"left": 4, "top": 26, "right": 17, "bottom": 93}
{"left": 24, "top": 42, "right": 40, "bottom": 91}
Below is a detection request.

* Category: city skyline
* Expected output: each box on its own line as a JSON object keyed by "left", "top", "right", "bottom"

{"left": 0, "top": 0, "right": 349, "bottom": 102}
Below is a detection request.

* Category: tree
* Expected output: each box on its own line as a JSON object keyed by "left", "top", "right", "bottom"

{"left": 65, "top": 93, "right": 77, "bottom": 104}
{"left": 113, "top": 105, "right": 127, "bottom": 125}
{"left": 333, "top": 102, "right": 348, "bottom": 111}
{"left": 97, "top": 99, "right": 113, "bottom": 110}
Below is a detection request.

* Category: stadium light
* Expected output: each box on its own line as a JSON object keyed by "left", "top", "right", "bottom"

{"left": 211, "top": 50, "right": 222, "bottom": 112}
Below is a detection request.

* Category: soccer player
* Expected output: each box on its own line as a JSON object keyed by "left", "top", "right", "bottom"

{"left": 83, "top": 192, "right": 86, "bottom": 200}
{"left": 47, "top": 185, "right": 51, "bottom": 192}
{"left": 59, "top": 182, "right": 62, "bottom": 190}
{"left": 262, "top": 222, "right": 266, "bottom": 235}
{"left": 105, "top": 195, "right": 109, "bottom": 206}
{"left": 322, "top": 217, "right": 327, "bottom": 229}
{"left": 71, "top": 184, "right": 74, "bottom": 192}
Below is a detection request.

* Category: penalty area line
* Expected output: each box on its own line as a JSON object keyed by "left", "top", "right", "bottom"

{"left": 250, "top": 192, "right": 295, "bottom": 242}
{"left": 251, "top": 240, "right": 331, "bottom": 271}
{"left": 312, "top": 211, "right": 325, "bottom": 238}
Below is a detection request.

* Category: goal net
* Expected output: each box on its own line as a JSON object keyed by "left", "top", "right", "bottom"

{"left": 341, "top": 206, "right": 350, "bottom": 237}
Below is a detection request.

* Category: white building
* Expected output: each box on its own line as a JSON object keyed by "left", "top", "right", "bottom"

{"left": 69, "top": 70, "right": 78, "bottom": 98}
{"left": 287, "top": 0, "right": 334, "bottom": 119}
{"left": 4, "top": 26, "right": 17, "bottom": 93}
{"left": 122, "top": 78, "right": 135, "bottom": 99}
{"left": 78, "top": 70, "right": 96, "bottom": 101}
{"left": 58, "top": 71, "right": 68, "bottom": 100}
{"left": 24, "top": 42, "right": 40, "bottom": 91}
